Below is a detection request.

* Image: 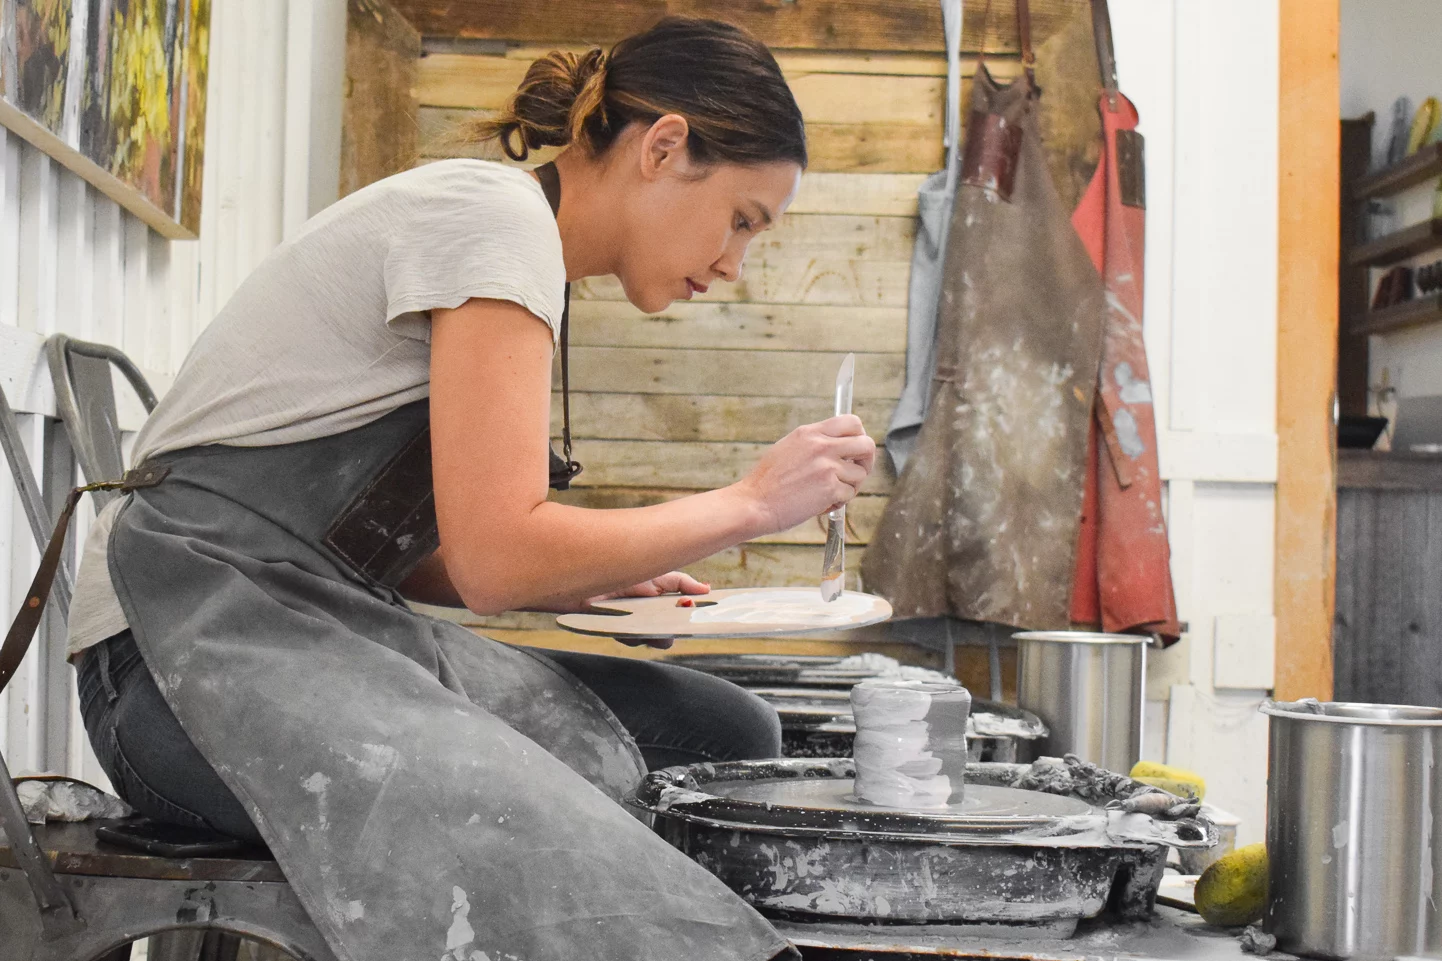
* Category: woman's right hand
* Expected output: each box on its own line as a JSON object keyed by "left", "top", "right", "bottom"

{"left": 734, "top": 415, "right": 877, "bottom": 534}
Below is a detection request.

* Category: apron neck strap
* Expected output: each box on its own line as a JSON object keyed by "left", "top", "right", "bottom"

{"left": 535, "top": 161, "right": 562, "bottom": 216}
{"left": 1090, "top": 0, "right": 1120, "bottom": 105}
{"left": 532, "top": 161, "right": 583, "bottom": 489}
{"left": 976, "top": 0, "right": 1035, "bottom": 88}
{"left": 1016, "top": 0, "right": 1035, "bottom": 85}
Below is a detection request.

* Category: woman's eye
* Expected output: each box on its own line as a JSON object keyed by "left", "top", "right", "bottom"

{"left": 735, "top": 216, "right": 752, "bottom": 233}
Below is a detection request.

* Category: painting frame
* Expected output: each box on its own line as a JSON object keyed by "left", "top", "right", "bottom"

{"left": 0, "top": 0, "right": 211, "bottom": 240}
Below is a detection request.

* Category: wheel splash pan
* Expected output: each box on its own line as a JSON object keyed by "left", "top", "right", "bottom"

{"left": 632, "top": 759, "right": 1214, "bottom": 927}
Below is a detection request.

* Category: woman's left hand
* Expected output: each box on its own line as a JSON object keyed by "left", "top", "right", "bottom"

{"left": 587, "top": 572, "right": 710, "bottom": 649}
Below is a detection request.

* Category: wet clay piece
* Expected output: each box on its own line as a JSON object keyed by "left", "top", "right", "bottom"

{"left": 557, "top": 587, "right": 892, "bottom": 640}
{"left": 850, "top": 679, "right": 972, "bottom": 809}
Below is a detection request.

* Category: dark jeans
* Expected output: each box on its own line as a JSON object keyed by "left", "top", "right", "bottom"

{"left": 76, "top": 630, "right": 781, "bottom": 843}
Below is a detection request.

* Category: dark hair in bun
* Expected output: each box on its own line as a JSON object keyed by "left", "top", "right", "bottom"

{"left": 470, "top": 16, "right": 807, "bottom": 168}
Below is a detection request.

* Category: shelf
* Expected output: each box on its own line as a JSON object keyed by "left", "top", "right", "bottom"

{"left": 1353, "top": 293, "right": 1442, "bottom": 335}
{"left": 1339, "top": 449, "right": 1442, "bottom": 491}
{"left": 1355, "top": 143, "right": 1442, "bottom": 199}
{"left": 1349, "top": 217, "right": 1442, "bottom": 267}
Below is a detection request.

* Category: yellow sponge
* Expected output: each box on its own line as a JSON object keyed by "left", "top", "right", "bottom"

{"left": 1130, "top": 760, "right": 1207, "bottom": 801}
{"left": 1195, "top": 843, "right": 1268, "bottom": 927}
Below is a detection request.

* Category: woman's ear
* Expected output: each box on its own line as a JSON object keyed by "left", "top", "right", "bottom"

{"left": 639, "top": 114, "right": 693, "bottom": 180}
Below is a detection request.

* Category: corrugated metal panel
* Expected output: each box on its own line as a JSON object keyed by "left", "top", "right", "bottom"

{"left": 0, "top": 1, "right": 313, "bottom": 782}
{"left": 1334, "top": 487, "right": 1442, "bottom": 707}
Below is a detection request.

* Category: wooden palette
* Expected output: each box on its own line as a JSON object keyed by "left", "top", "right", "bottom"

{"left": 557, "top": 587, "right": 893, "bottom": 640}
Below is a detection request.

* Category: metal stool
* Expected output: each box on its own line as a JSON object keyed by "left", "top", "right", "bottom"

{"left": 0, "top": 769, "right": 334, "bottom": 960}
{"left": 0, "top": 362, "right": 336, "bottom": 961}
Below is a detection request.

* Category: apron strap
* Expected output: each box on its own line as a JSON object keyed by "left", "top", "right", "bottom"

{"left": 1017, "top": 0, "right": 1035, "bottom": 86}
{"left": 0, "top": 465, "right": 169, "bottom": 696}
{"left": 975, "top": 0, "right": 1035, "bottom": 88}
{"left": 533, "top": 161, "right": 583, "bottom": 489}
{"left": 1091, "top": 0, "right": 1119, "bottom": 105}
{"left": 941, "top": 0, "right": 965, "bottom": 193}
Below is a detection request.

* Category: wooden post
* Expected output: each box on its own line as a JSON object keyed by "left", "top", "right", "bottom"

{"left": 1275, "top": 0, "right": 1340, "bottom": 700}
{"left": 341, "top": 0, "right": 422, "bottom": 198}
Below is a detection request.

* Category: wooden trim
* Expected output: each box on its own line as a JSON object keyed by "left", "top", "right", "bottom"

{"left": 1275, "top": 0, "right": 1339, "bottom": 701}
{"left": 0, "top": 102, "right": 194, "bottom": 241}
{"left": 389, "top": 0, "right": 1084, "bottom": 53}
{"left": 1338, "top": 115, "right": 1373, "bottom": 416}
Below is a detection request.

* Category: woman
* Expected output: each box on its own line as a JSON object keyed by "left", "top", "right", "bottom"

{"left": 65, "top": 16, "right": 873, "bottom": 961}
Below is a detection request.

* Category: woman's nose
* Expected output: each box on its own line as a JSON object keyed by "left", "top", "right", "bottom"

{"left": 714, "top": 245, "right": 747, "bottom": 284}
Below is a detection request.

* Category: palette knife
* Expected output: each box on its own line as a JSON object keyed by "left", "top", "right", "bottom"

{"left": 821, "top": 353, "right": 855, "bottom": 602}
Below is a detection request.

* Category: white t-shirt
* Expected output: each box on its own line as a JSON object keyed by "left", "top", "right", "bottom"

{"left": 66, "top": 160, "right": 566, "bottom": 656}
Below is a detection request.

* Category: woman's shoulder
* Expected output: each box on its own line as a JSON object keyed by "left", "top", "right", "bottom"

{"left": 366, "top": 160, "right": 551, "bottom": 217}
{"left": 292, "top": 159, "right": 557, "bottom": 252}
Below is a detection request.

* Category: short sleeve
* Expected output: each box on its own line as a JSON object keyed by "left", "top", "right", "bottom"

{"left": 382, "top": 163, "right": 566, "bottom": 345}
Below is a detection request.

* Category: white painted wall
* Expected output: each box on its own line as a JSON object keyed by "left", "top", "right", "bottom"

{"left": 1341, "top": 0, "right": 1442, "bottom": 422}
{"left": 1113, "top": 0, "right": 1280, "bottom": 844}
{"left": 0, "top": 0, "right": 345, "bottom": 783}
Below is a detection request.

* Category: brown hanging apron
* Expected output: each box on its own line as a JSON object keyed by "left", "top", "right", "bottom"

{"left": 862, "top": 4, "right": 1106, "bottom": 629}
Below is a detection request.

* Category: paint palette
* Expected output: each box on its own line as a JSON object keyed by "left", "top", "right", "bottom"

{"left": 556, "top": 587, "right": 893, "bottom": 640}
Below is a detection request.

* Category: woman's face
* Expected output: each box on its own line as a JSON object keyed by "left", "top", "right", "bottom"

{"left": 612, "top": 117, "right": 802, "bottom": 313}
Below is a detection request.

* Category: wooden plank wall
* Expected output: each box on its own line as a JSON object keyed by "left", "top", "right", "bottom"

{"left": 383, "top": 0, "right": 1096, "bottom": 677}
{"left": 1334, "top": 485, "right": 1442, "bottom": 707}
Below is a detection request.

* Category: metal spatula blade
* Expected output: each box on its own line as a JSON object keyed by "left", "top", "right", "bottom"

{"left": 821, "top": 353, "right": 855, "bottom": 602}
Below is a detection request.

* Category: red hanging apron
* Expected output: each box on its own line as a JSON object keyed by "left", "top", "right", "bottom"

{"left": 1067, "top": 0, "right": 1181, "bottom": 642}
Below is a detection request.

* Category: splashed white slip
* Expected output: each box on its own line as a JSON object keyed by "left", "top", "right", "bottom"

{"left": 850, "top": 678, "right": 972, "bottom": 809}
{"left": 688, "top": 589, "right": 875, "bottom": 626}
{"left": 555, "top": 587, "right": 892, "bottom": 640}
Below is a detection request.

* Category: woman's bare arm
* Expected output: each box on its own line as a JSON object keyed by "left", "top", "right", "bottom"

{"left": 428, "top": 298, "right": 873, "bottom": 616}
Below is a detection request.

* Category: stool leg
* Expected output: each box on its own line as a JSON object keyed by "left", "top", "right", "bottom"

{"left": 198, "top": 932, "right": 243, "bottom": 961}
{"left": 149, "top": 931, "right": 205, "bottom": 961}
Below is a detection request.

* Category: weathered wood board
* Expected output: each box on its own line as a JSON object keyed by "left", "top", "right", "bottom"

{"left": 554, "top": 439, "right": 896, "bottom": 494}
{"left": 556, "top": 347, "right": 904, "bottom": 397}
{"left": 551, "top": 393, "right": 895, "bottom": 442}
{"left": 342, "top": 0, "right": 423, "bottom": 197}
{"left": 389, "top": 0, "right": 1085, "bottom": 53}
{"left": 565, "top": 300, "right": 909, "bottom": 352}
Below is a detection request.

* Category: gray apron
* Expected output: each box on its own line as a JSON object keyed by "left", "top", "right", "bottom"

{"left": 861, "top": 56, "right": 1105, "bottom": 628}
{"left": 884, "top": 0, "right": 963, "bottom": 473}
{"left": 106, "top": 400, "right": 792, "bottom": 961}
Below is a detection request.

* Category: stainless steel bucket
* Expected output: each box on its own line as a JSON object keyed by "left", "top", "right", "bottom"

{"left": 1262, "top": 700, "right": 1442, "bottom": 960}
{"left": 1013, "top": 631, "right": 1145, "bottom": 773}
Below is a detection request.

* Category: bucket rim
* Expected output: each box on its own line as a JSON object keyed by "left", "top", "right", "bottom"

{"left": 1012, "top": 631, "right": 1148, "bottom": 646}
{"left": 1261, "top": 699, "right": 1442, "bottom": 726}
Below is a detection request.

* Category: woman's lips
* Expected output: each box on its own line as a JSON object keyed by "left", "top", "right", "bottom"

{"left": 687, "top": 278, "right": 709, "bottom": 296}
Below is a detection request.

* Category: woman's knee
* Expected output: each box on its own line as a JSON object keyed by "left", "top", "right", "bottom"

{"left": 700, "top": 675, "right": 782, "bottom": 760}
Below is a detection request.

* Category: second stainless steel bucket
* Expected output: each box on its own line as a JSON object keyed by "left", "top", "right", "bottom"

{"left": 1262, "top": 700, "right": 1442, "bottom": 960}
{"left": 1014, "top": 631, "right": 1146, "bottom": 773}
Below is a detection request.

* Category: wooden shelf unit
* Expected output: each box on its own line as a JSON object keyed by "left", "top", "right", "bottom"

{"left": 1355, "top": 143, "right": 1442, "bottom": 199}
{"left": 1349, "top": 217, "right": 1442, "bottom": 268}
{"left": 1354, "top": 292, "right": 1442, "bottom": 335}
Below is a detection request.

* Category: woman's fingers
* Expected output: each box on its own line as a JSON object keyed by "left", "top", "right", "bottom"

{"left": 652, "top": 571, "right": 710, "bottom": 595}
{"left": 836, "top": 459, "right": 869, "bottom": 491}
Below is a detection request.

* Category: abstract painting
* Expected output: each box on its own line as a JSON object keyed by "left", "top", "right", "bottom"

{"left": 0, "top": 0, "right": 211, "bottom": 237}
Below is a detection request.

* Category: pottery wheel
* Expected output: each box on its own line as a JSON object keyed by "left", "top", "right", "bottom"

{"left": 712, "top": 778, "right": 1092, "bottom": 822}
